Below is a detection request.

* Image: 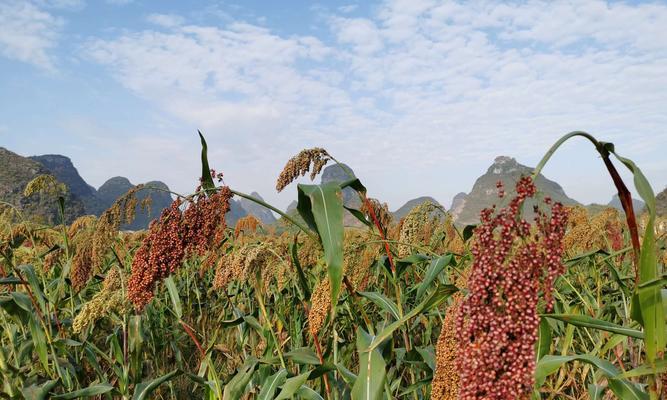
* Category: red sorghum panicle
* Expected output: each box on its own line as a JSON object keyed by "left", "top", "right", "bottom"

{"left": 182, "top": 187, "right": 232, "bottom": 256}
{"left": 128, "top": 186, "right": 233, "bottom": 310}
{"left": 128, "top": 201, "right": 185, "bottom": 310}
{"left": 455, "top": 176, "right": 568, "bottom": 400}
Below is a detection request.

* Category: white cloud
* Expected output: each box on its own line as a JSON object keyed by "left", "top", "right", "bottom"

{"left": 338, "top": 4, "right": 358, "bottom": 13}
{"left": 0, "top": 1, "right": 63, "bottom": 70}
{"left": 84, "top": 0, "right": 667, "bottom": 208}
{"left": 34, "top": 0, "right": 84, "bottom": 10}
{"left": 146, "top": 13, "right": 185, "bottom": 28}
{"left": 106, "top": 0, "right": 134, "bottom": 5}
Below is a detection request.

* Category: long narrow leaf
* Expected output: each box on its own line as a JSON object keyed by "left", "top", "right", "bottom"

{"left": 351, "top": 328, "right": 385, "bottom": 400}
{"left": 543, "top": 314, "right": 644, "bottom": 339}
{"left": 297, "top": 182, "right": 345, "bottom": 308}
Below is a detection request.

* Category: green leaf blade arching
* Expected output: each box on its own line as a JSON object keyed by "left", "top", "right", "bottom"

{"left": 536, "top": 317, "right": 551, "bottom": 361}
{"left": 610, "top": 150, "right": 666, "bottom": 362}
{"left": 544, "top": 314, "right": 644, "bottom": 339}
{"left": 297, "top": 182, "right": 345, "bottom": 309}
{"left": 274, "top": 371, "right": 310, "bottom": 400}
{"left": 257, "top": 369, "right": 287, "bottom": 400}
{"left": 52, "top": 384, "right": 114, "bottom": 399}
{"left": 164, "top": 276, "right": 182, "bottom": 319}
{"left": 416, "top": 254, "right": 453, "bottom": 300}
{"left": 535, "top": 355, "right": 648, "bottom": 399}
{"left": 198, "top": 130, "right": 216, "bottom": 194}
{"left": 351, "top": 328, "right": 386, "bottom": 400}
{"left": 358, "top": 291, "right": 401, "bottom": 321}
{"left": 222, "top": 359, "right": 258, "bottom": 400}
{"left": 132, "top": 369, "right": 183, "bottom": 400}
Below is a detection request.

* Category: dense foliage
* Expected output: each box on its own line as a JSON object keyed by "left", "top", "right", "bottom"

{"left": 0, "top": 132, "right": 665, "bottom": 399}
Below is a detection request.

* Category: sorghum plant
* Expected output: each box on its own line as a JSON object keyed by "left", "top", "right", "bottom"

{"left": 456, "top": 177, "right": 568, "bottom": 399}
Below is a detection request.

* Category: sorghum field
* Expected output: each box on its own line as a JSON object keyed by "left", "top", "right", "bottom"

{"left": 0, "top": 132, "right": 665, "bottom": 399}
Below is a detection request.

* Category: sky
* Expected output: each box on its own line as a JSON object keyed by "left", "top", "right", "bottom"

{"left": 1, "top": 0, "right": 666, "bottom": 211}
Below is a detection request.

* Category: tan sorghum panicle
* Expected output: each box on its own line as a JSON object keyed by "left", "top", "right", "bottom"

{"left": 234, "top": 215, "right": 261, "bottom": 237}
{"left": 398, "top": 201, "right": 441, "bottom": 257}
{"left": 73, "top": 268, "right": 128, "bottom": 334}
{"left": 43, "top": 248, "right": 63, "bottom": 272}
{"left": 276, "top": 148, "right": 331, "bottom": 192}
{"left": 71, "top": 235, "right": 94, "bottom": 291}
{"left": 213, "top": 244, "right": 252, "bottom": 290}
{"left": 443, "top": 216, "right": 466, "bottom": 254}
{"left": 431, "top": 294, "right": 463, "bottom": 400}
{"left": 299, "top": 235, "right": 323, "bottom": 268}
{"left": 308, "top": 278, "right": 331, "bottom": 338}
{"left": 2, "top": 222, "right": 32, "bottom": 243}
{"left": 432, "top": 269, "right": 469, "bottom": 399}
{"left": 214, "top": 244, "right": 277, "bottom": 290}
{"left": 140, "top": 196, "right": 152, "bottom": 215}
{"left": 244, "top": 244, "right": 272, "bottom": 283}
{"left": 92, "top": 186, "right": 143, "bottom": 273}
{"left": 361, "top": 198, "right": 392, "bottom": 231}
{"left": 343, "top": 232, "right": 378, "bottom": 292}
{"left": 68, "top": 215, "right": 97, "bottom": 239}
{"left": 387, "top": 217, "right": 404, "bottom": 242}
{"left": 563, "top": 206, "right": 623, "bottom": 255}
{"left": 212, "top": 254, "right": 228, "bottom": 289}
{"left": 23, "top": 175, "right": 66, "bottom": 198}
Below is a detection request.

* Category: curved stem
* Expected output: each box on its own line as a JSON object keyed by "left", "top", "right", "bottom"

{"left": 533, "top": 131, "right": 641, "bottom": 284}
{"left": 532, "top": 131, "right": 601, "bottom": 179}
{"left": 230, "top": 190, "right": 316, "bottom": 240}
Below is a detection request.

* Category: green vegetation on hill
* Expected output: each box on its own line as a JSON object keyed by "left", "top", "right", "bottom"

{"left": 393, "top": 196, "right": 443, "bottom": 220}
{"left": 0, "top": 147, "right": 85, "bottom": 224}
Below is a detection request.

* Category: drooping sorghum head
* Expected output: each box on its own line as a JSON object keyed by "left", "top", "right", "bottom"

{"left": 397, "top": 201, "right": 442, "bottom": 257}
{"left": 128, "top": 186, "right": 233, "bottom": 310}
{"left": 73, "top": 268, "right": 129, "bottom": 334}
{"left": 308, "top": 278, "right": 331, "bottom": 338}
{"left": 92, "top": 185, "right": 144, "bottom": 276}
{"left": 182, "top": 187, "right": 232, "bottom": 256}
{"left": 234, "top": 215, "right": 261, "bottom": 238}
{"left": 360, "top": 197, "right": 393, "bottom": 232}
{"left": 275, "top": 148, "right": 331, "bottom": 192}
{"left": 563, "top": 206, "right": 624, "bottom": 255}
{"left": 455, "top": 176, "right": 568, "bottom": 400}
{"left": 431, "top": 293, "right": 463, "bottom": 400}
{"left": 128, "top": 200, "right": 185, "bottom": 310}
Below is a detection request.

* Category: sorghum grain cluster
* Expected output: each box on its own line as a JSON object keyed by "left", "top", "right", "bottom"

{"left": 276, "top": 148, "right": 331, "bottom": 192}
{"left": 128, "top": 187, "right": 232, "bottom": 310}
{"left": 456, "top": 177, "right": 568, "bottom": 400}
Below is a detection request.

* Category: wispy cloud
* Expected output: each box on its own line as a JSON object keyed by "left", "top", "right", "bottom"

{"left": 0, "top": 0, "right": 63, "bottom": 70}
{"left": 146, "top": 13, "right": 185, "bottom": 28}
{"left": 105, "top": 0, "right": 134, "bottom": 5}
{"left": 82, "top": 0, "right": 667, "bottom": 206}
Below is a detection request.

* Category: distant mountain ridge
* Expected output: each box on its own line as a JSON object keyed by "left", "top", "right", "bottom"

{"left": 451, "top": 156, "right": 579, "bottom": 225}
{"left": 239, "top": 192, "right": 276, "bottom": 225}
{"left": 29, "top": 154, "right": 103, "bottom": 214}
{"left": 4, "top": 146, "right": 660, "bottom": 230}
{"left": 0, "top": 147, "right": 85, "bottom": 224}
{"left": 653, "top": 187, "right": 667, "bottom": 216}
{"left": 393, "top": 196, "right": 443, "bottom": 220}
{"left": 1, "top": 148, "right": 173, "bottom": 229}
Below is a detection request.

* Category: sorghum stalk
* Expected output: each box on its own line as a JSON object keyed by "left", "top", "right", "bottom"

{"left": 532, "top": 131, "right": 640, "bottom": 283}
{"left": 253, "top": 276, "right": 287, "bottom": 370}
{"left": 231, "top": 189, "right": 316, "bottom": 240}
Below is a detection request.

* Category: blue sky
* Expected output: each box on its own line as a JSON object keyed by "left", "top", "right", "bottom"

{"left": 1, "top": 0, "right": 666, "bottom": 210}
